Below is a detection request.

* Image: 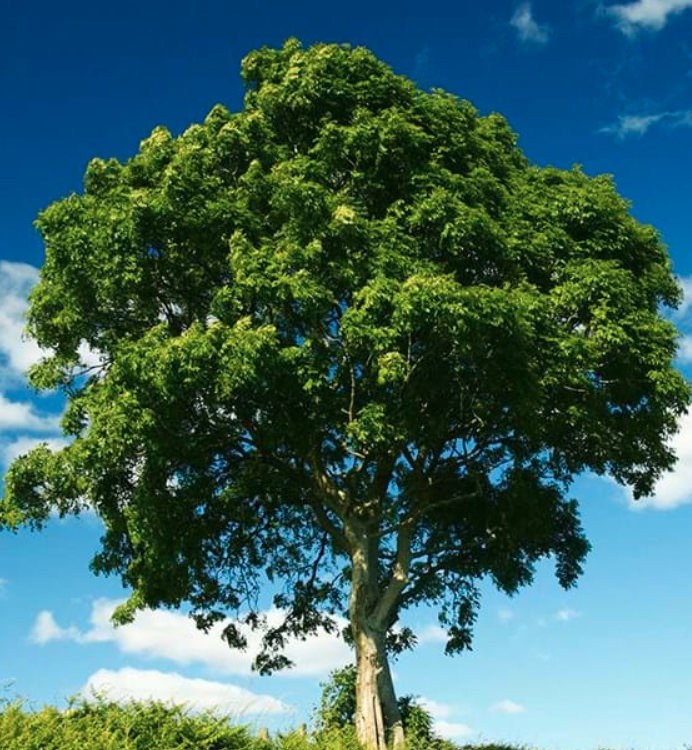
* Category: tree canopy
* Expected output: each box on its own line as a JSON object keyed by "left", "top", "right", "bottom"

{"left": 2, "top": 38, "right": 689, "bottom": 750}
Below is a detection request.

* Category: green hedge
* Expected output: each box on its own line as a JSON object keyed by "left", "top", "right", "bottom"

{"left": 0, "top": 699, "right": 258, "bottom": 750}
{"left": 0, "top": 698, "right": 528, "bottom": 750}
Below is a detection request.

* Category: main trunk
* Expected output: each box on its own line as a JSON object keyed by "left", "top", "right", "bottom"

{"left": 353, "top": 623, "right": 405, "bottom": 750}
{"left": 354, "top": 625, "right": 386, "bottom": 750}
{"left": 349, "top": 531, "right": 406, "bottom": 750}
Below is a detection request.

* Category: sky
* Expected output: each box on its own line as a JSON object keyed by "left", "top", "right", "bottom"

{"left": 3, "top": 1, "right": 692, "bottom": 748}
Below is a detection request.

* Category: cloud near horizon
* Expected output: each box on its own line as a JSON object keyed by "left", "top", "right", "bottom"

{"left": 31, "top": 599, "right": 352, "bottom": 678}
{"left": 417, "top": 697, "right": 475, "bottom": 739}
{"left": 602, "top": 0, "right": 692, "bottom": 37}
{"left": 433, "top": 720, "right": 475, "bottom": 739}
{"left": 491, "top": 699, "right": 526, "bottom": 715}
{"left": 82, "top": 667, "right": 290, "bottom": 715}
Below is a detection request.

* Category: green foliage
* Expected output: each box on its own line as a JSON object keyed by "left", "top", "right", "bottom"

{"left": 396, "top": 699, "right": 434, "bottom": 750}
{"left": 316, "top": 666, "right": 439, "bottom": 750}
{"left": 312, "top": 726, "right": 363, "bottom": 750}
{"left": 316, "top": 666, "right": 358, "bottom": 732}
{"left": 0, "top": 697, "right": 255, "bottom": 750}
{"left": 1, "top": 38, "right": 689, "bottom": 680}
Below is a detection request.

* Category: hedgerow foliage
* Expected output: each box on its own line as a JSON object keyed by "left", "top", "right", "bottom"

{"left": 0, "top": 698, "right": 254, "bottom": 750}
{"left": 0, "top": 696, "right": 524, "bottom": 750}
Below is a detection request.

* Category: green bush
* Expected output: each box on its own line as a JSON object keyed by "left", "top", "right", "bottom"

{"left": 0, "top": 697, "right": 256, "bottom": 750}
{"left": 0, "top": 694, "right": 535, "bottom": 750}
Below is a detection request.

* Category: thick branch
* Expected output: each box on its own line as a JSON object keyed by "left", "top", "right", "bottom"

{"left": 372, "top": 521, "right": 412, "bottom": 626}
{"left": 309, "top": 502, "right": 350, "bottom": 555}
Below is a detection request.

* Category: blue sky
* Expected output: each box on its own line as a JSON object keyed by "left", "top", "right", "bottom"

{"left": 3, "top": 1, "right": 692, "bottom": 747}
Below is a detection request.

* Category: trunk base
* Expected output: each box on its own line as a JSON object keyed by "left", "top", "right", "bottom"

{"left": 354, "top": 626, "right": 405, "bottom": 750}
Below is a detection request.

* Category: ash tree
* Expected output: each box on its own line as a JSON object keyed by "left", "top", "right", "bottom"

{"left": 2, "top": 39, "right": 689, "bottom": 750}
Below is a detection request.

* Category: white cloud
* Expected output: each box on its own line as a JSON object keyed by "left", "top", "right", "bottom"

{"left": 498, "top": 608, "right": 514, "bottom": 623}
{"left": 32, "top": 599, "right": 352, "bottom": 677}
{"left": 417, "top": 624, "right": 447, "bottom": 644}
{"left": 418, "top": 698, "right": 455, "bottom": 720}
{"left": 1, "top": 435, "right": 70, "bottom": 468}
{"left": 0, "top": 261, "right": 65, "bottom": 456}
{"left": 510, "top": 3, "right": 551, "bottom": 44}
{"left": 630, "top": 409, "right": 692, "bottom": 510}
{"left": 491, "top": 699, "right": 526, "bottom": 715}
{"left": 78, "top": 341, "right": 103, "bottom": 370}
{"left": 0, "top": 259, "right": 101, "bottom": 468}
{"left": 30, "top": 611, "right": 81, "bottom": 644}
{"left": 678, "top": 335, "right": 692, "bottom": 362}
{"left": 82, "top": 667, "right": 289, "bottom": 715}
{"left": 0, "top": 261, "right": 43, "bottom": 381}
{"left": 603, "top": 0, "right": 692, "bottom": 36}
{"left": 555, "top": 607, "right": 580, "bottom": 622}
{"left": 433, "top": 720, "right": 475, "bottom": 739}
{"left": 0, "top": 259, "right": 101, "bottom": 381}
{"left": 418, "top": 697, "right": 473, "bottom": 740}
{"left": 674, "top": 276, "right": 692, "bottom": 320}
{"left": 0, "top": 396, "right": 61, "bottom": 436}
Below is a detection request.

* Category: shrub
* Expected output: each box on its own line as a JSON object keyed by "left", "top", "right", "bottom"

{"left": 0, "top": 696, "right": 256, "bottom": 750}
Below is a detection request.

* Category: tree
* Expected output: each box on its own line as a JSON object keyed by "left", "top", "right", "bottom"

{"left": 1, "top": 38, "right": 689, "bottom": 750}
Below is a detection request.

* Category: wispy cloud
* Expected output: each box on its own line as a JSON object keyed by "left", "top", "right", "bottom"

{"left": 491, "top": 699, "right": 527, "bottom": 715}
{"left": 31, "top": 611, "right": 81, "bottom": 643}
{"left": 555, "top": 607, "right": 580, "bottom": 622}
{"left": 498, "top": 608, "right": 514, "bottom": 623}
{"left": 31, "top": 599, "right": 351, "bottom": 677}
{"left": 82, "top": 667, "right": 289, "bottom": 715}
{"left": 510, "top": 2, "right": 551, "bottom": 45}
{"left": 602, "top": 0, "right": 692, "bottom": 37}
{"left": 599, "top": 109, "right": 692, "bottom": 139}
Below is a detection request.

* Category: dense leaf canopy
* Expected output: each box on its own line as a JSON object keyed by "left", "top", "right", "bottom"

{"left": 2, "top": 39, "right": 688, "bottom": 670}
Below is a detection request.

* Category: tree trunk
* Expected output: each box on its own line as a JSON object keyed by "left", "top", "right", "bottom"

{"left": 348, "top": 523, "right": 407, "bottom": 750}
{"left": 378, "top": 646, "right": 405, "bottom": 750}
{"left": 354, "top": 625, "right": 387, "bottom": 750}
